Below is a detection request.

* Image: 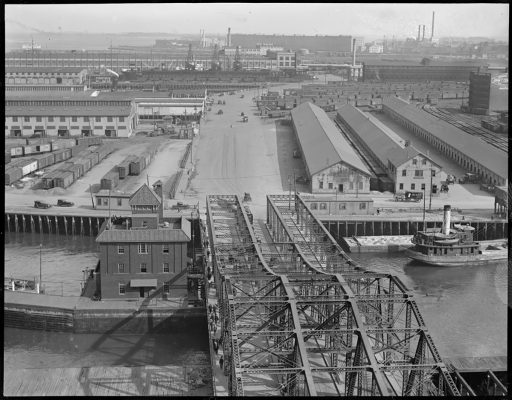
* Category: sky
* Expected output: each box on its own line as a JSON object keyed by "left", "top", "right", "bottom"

{"left": 5, "top": 3, "right": 510, "bottom": 40}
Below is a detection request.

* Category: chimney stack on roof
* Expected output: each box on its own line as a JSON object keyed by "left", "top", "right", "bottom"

{"left": 422, "top": 25, "right": 426, "bottom": 41}
{"left": 417, "top": 25, "right": 421, "bottom": 41}
{"left": 431, "top": 11, "right": 435, "bottom": 40}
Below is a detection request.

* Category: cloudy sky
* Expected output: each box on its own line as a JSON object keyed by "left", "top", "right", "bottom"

{"left": 5, "top": 3, "right": 509, "bottom": 39}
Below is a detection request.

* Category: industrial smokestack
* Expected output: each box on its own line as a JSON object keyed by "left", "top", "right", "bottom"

{"left": 352, "top": 38, "right": 356, "bottom": 66}
{"left": 442, "top": 205, "right": 451, "bottom": 235}
{"left": 422, "top": 25, "right": 426, "bottom": 41}
{"left": 227, "top": 27, "right": 231, "bottom": 47}
{"left": 417, "top": 25, "right": 421, "bottom": 41}
{"left": 431, "top": 11, "right": 435, "bottom": 39}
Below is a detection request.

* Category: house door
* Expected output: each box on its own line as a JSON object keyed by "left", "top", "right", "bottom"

{"left": 139, "top": 287, "right": 145, "bottom": 298}
{"left": 338, "top": 184, "right": 343, "bottom": 192}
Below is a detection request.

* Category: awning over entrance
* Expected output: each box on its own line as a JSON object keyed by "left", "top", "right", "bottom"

{"left": 130, "top": 279, "right": 157, "bottom": 288}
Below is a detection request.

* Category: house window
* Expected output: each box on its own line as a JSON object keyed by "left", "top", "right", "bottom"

{"left": 12, "top": 117, "right": 18, "bottom": 122}
{"left": 97, "top": 198, "right": 102, "bottom": 206}
{"left": 359, "top": 203, "right": 367, "bottom": 210}
{"left": 140, "top": 263, "right": 147, "bottom": 273}
{"left": 411, "top": 183, "right": 416, "bottom": 190}
{"left": 432, "top": 170, "right": 436, "bottom": 177}
{"left": 24, "top": 116, "right": 30, "bottom": 122}
{"left": 163, "top": 244, "right": 169, "bottom": 254}
{"left": 60, "top": 117, "right": 66, "bottom": 122}
{"left": 107, "top": 116, "right": 113, "bottom": 122}
{"left": 138, "top": 243, "right": 148, "bottom": 254}
{"left": 422, "top": 159, "right": 427, "bottom": 165}
{"left": 328, "top": 182, "right": 333, "bottom": 189}
{"left": 163, "top": 283, "right": 170, "bottom": 294}
{"left": 421, "top": 183, "right": 426, "bottom": 190}
{"left": 339, "top": 203, "right": 346, "bottom": 210}
{"left": 412, "top": 159, "right": 417, "bottom": 165}
{"left": 119, "top": 284, "right": 126, "bottom": 295}
{"left": 399, "top": 183, "right": 404, "bottom": 190}
{"left": 84, "top": 117, "right": 89, "bottom": 122}
{"left": 163, "top": 263, "right": 169, "bottom": 273}
{"left": 118, "top": 246, "right": 125, "bottom": 254}
{"left": 415, "top": 170, "right": 423, "bottom": 177}
{"left": 119, "top": 116, "right": 125, "bottom": 122}
{"left": 320, "top": 203, "right": 327, "bottom": 210}
{"left": 48, "top": 116, "right": 54, "bottom": 122}
{"left": 117, "top": 198, "right": 122, "bottom": 206}
{"left": 402, "top": 169, "right": 407, "bottom": 176}
{"left": 71, "top": 117, "right": 77, "bottom": 122}
{"left": 319, "top": 181, "right": 324, "bottom": 189}
{"left": 311, "top": 202, "right": 318, "bottom": 210}
{"left": 103, "top": 198, "right": 108, "bottom": 206}
{"left": 36, "top": 116, "right": 42, "bottom": 122}
{"left": 96, "top": 117, "right": 101, "bottom": 122}
{"left": 118, "top": 263, "right": 125, "bottom": 273}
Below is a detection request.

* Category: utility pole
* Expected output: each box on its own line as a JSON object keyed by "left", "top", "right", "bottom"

{"left": 39, "top": 244, "right": 42, "bottom": 290}
{"left": 429, "top": 169, "right": 433, "bottom": 210}
{"left": 288, "top": 175, "right": 292, "bottom": 209}
{"left": 423, "top": 187, "right": 426, "bottom": 230}
{"left": 89, "top": 184, "right": 95, "bottom": 208}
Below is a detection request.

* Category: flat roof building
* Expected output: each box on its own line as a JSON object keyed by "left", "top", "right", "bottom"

{"left": 291, "top": 102, "right": 372, "bottom": 195}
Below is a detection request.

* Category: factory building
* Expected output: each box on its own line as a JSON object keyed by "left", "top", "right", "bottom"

{"left": 291, "top": 102, "right": 372, "bottom": 195}
{"left": 5, "top": 84, "right": 87, "bottom": 92}
{"left": 362, "top": 61, "right": 481, "bottom": 82}
{"left": 468, "top": 71, "right": 491, "bottom": 115}
{"left": 230, "top": 34, "right": 353, "bottom": 53}
{"left": 96, "top": 183, "right": 191, "bottom": 299}
{"left": 4, "top": 91, "right": 206, "bottom": 138}
{"left": 382, "top": 96, "right": 507, "bottom": 186}
{"left": 5, "top": 67, "right": 88, "bottom": 85}
{"left": 337, "top": 105, "right": 443, "bottom": 195}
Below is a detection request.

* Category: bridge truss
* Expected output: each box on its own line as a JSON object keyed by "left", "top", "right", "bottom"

{"left": 206, "top": 194, "right": 460, "bottom": 396}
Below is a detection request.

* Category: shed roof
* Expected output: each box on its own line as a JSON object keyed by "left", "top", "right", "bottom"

{"left": 5, "top": 106, "right": 133, "bottom": 117}
{"left": 96, "top": 227, "right": 190, "bottom": 243}
{"left": 337, "top": 105, "right": 438, "bottom": 168}
{"left": 129, "top": 184, "right": 161, "bottom": 206}
{"left": 5, "top": 66, "right": 88, "bottom": 73}
{"left": 382, "top": 96, "right": 508, "bottom": 178}
{"left": 291, "top": 102, "right": 370, "bottom": 176}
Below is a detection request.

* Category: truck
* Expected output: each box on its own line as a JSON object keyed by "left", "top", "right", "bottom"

{"left": 459, "top": 172, "right": 479, "bottom": 184}
{"left": 394, "top": 191, "right": 423, "bottom": 202}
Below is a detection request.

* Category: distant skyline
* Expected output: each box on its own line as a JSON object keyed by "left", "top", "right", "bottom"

{"left": 5, "top": 3, "right": 509, "bottom": 40}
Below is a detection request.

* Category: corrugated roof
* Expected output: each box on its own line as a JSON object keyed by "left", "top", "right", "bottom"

{"left": 5, "top": 90, "right": 204, "bottom": 101}
{"left": 291, "top": 102, "right": 371, "bottom": 176}
{"left": 96, "top": 228, "right": 190, "bottom": 243}
{"left": 382, "top": 96, "right": 508, "bottom": 178}
{"left": 337, "top": 105, "right": 435, "bottom": 168}
{"left": 5, "top": 67, "right": 87, "bottom": 73}
{"left": 5, "top": 106, "right": 132, "bottom": 117}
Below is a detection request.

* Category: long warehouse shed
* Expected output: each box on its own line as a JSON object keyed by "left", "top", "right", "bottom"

{"left": 291, "top": 102, "right": 372, "bottom": 195}
{"left": 337, "top": 105, "right": 443, "bottom": 195}
{"left": 382, "top": 96, "right": 507, "bottom": 186}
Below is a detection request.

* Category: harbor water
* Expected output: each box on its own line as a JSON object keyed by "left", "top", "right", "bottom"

{"left": 4, "top": 231, "right": 507, "bottom": 369}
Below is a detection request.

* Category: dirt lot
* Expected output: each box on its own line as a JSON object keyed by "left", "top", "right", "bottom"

{"left": 5, "top": 134, "right": 189, "bottom": 211}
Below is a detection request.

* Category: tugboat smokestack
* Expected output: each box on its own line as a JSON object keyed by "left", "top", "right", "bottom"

{"left": 443, "top": 205, "right": 451, "bottom": 235}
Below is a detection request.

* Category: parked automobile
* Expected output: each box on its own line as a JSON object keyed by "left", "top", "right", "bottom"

{"left": 34, "top": 200, "right": 52, "bottom": 209}
{"left": 395, "top": 191, "right": 423, "bottom": 202}
{"left": 57, "top": 199, "right": 74, "bottom": 207}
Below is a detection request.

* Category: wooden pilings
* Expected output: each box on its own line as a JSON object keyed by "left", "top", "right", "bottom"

{"left": 5, "top": 213, "right": 108, "bottom": 237}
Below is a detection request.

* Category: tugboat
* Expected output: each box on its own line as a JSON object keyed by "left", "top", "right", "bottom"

{"left": 405, "top": 205, "right": 508, "bottom": 266}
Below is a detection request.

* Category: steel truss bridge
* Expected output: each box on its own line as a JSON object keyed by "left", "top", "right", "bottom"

{"left": 205, "top": 194, "right": 460, "bottom": 396}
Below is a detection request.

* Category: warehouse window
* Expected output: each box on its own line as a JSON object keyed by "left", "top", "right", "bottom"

{"left": 48, "top": 117, "right": 54, "bottom": 122}
{"left": 60, "top": 117, "right": 65, "bottom": 122}
{"left": 422, "top": 159, "right": 427, "bottom": 165}
{"left": 117, "top": 198, "right": 122, "bottom": 206}
{"left": 140, "top": 263, "right": 147, "bottom": 273}
{"left": 402, "top": 169, "right": 407, "bottom": 176}
{"left": 310, "top": 203, "right": 318, "bottom": 210}
{"left": 415, "top": 170, "right": 423, "bottom": 177}
{"left": 119, "top": 284, "right": 126, "bottom": 295}
{"left": 97, "top": 198, "right": 102, "bottom": 206}
{"left": 119, "top": 116, "right": 125, "bottom": 122}
{"left": 72, "top": 117, "right": 77, "bottom": 122}
{"left": 118, "top": 246, "right": 125, "bottom": 254}
{"left": 358, "top": 181, "right": 363, "bottom": 190}
{"left": 107, "top": 116, "right": 113, "bottom": 122}
{"left": 421, "top": 183, "right": 426, "bottom": 190}
{"left": 320, "top": 203, "right": 327, "bottom": 210}
{"left": 96, "top": 117, "right": 101, "bottom": 122}
{"left": 412, "top": 159, "right": 417, "bottom": 165}
{"left": 328, "top": 182, "right": 333, "bottom": 189}
{"left": 163, "top": 263, "right": 170, "bottom": 273}
{"left": 103, "top": 199, "right": 108, "bottom": 206}
{"left": 36, "top": 116, "right": 42, "bottom": 122}
{"left": 24, "top": 117, "right": 30, "bottom": 122}
{"left": 84, "top": 117, "right": 89, "bottom": 122}
{"left": 138, "top": 243, "right": 148, "bottom": 254}
{"left": 411, "top": 183, "right": 416, "bottom": 190}
{"left": 339, "top": 203, "right": 346, "bottom": 210}
{"left": 399, "top": 183, "right": 404, "bottom": 190}
{"left": 118, "top": 263, "right": 125, "bottom": 273}
{"left": 12, "top": 117, "right": 18, "bottom": 122}
{"left": 163, "top": 283, "right": 170, "bottom": 294}
{"left": 359, "top": 203, "right": 367, "bottom": 210}
{"left": 163, "top": 244, "right": 169, "bottom": 254}
{"left": 319, "top": 181, "right": 324, "bottom": 189}
{"left": 432, "top": 170, "right": 436, "bottom": 177}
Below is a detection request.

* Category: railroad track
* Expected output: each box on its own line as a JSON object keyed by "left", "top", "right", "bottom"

{"left": 423, "top": 105, "right": 508, "bottom": 153}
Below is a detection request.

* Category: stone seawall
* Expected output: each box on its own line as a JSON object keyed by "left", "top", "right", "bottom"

{"left": 4, "top": 292, "right": 207, "bottom": 334}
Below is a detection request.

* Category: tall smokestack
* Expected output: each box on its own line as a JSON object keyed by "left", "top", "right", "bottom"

{"left": 442, "top": 205, "right": 451, "bottom": 235}
{"left": 431, "top": 11, "right": 435, "bottom": 40}
{"left": 417, "top": 25, "right": 421, "bottom": 41}
{"left": 422, "top": 25, "right": 426, "bottom": 41}
{"left": 227, "top": 27, "right": 231, "bottom": 47}
{"left": 352, "top": 38, "right": 356, "bottom": 66}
